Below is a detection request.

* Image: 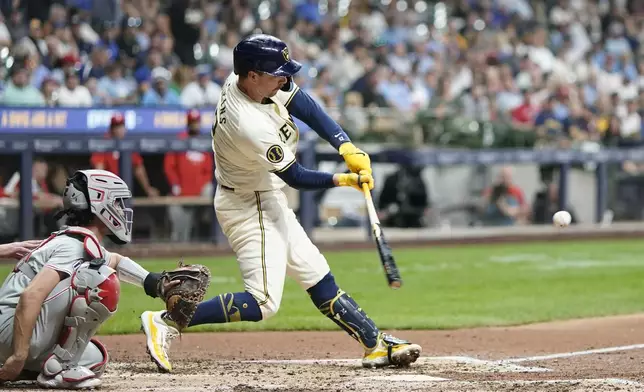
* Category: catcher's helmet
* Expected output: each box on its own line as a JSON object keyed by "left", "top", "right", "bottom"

{"left": 233, "top": 34, "right": 302, "bottom": 77}
{"left": 58, "top": 170, "right": 133, "bottom": 244}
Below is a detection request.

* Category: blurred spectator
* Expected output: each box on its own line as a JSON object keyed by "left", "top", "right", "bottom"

{"left": 462, "top": 85, "right": 491, "bottom": 121}
{"left": 90, "top": 0, "right": 123, "bottom": 26}
{"left": 49, "top": 53, "right": 81, "bottom": 85}
{"left": 141, "top": 66, "right": 180, "bottom": 106}
{"left": 56, "top": 68, "right": 92, "bottom": 107}
{"left": 97, "top": 62, "right": 137, "bottom": 105}
{"left": 15, "top": 18, "right": 47, "bottom": 60}
{"left": 535, "top": 96, "right": 570, "bottom": 144}
{"left": 117, "top": 16, "right": 142, "bottom": 71}
{"left": 0, "top": 11, "right": 12, "bottom": 48}
{"left": 480, "top": 166, "right": 527, "bottom": 226}
{"left": 41, "top": 74, "right": 60, "bottom": 106}
{"left": 619, "top": 99, "right": 642, "bottom": 142}
{"left": 164, "top": 110, "right": 213, "bottom": 242}
{"left": 0, "top": 66, "right": 45, "bottom": 106}
{"left": 163, "top": 0, "right": 201, "bottom": 67}
{"left": 377, "top": 164, "right": 431, "bottom": 228}
{"left": 3, "top": 157, "right": 64, "bottom": 237}
{"left": 511, "top": 89, "right": 537, "bottom": 128}
{"left": 180, "top": 64, "right": 221, "bottom": 107}
{"left": 90, "top": 113, "right": 159, "bottom": 196}
{"left": 134, "top": 48, "right": 163, "bottom": 85}
{"left": 69, "top": 13, "right": 99, "bottom": 54}
{"left": 3, "top": 157, "right": 62, "bottom": 209}
{"left": 79, "top": 44, "right": 110, "bottom": 83}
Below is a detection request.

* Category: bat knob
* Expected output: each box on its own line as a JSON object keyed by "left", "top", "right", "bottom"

{"left": 390, "top": 281, "right": 402, "bottom": 289}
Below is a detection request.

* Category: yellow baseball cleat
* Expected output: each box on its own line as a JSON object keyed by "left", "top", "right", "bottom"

{"left": 140, "top": 310, "right": 179, "bottom": 373}
{"left": 362, "top": 333, "right": 422, "bottom": 368}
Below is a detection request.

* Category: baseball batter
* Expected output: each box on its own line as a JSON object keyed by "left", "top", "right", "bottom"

{"left": 142, "top": 34, "right": 421, "bottom": 370}
{"left": 0, "top": 170, "right": 177, "bottom": 389}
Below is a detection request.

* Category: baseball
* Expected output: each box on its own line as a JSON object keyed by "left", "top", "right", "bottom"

{"left": 552, "top": 210, "right": 572, "bottom": 227}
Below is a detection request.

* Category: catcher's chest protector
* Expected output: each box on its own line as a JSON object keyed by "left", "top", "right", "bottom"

{"left": 57, "top": 226, "right": 104, "bottom": 260}
{"left": 42, "top": 260, "right": 120, "bottom": 381}
{"left": 13, "top": 226, "right": 104, "bottom": 280}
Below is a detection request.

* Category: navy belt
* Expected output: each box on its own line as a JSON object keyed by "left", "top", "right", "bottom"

{"left": 220, "top": 184, "right": 235, "bottom": 192}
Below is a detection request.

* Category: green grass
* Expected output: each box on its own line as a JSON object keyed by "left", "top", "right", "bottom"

{"left": 3, "top": 239, "right": 644, "bottom": 335}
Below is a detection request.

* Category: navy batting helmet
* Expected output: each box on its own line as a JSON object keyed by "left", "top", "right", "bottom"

{"left": 233, "top": 34, "right": 302, "bottom": 77}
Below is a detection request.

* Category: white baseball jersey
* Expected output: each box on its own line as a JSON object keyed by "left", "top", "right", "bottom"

{"left": 210, "top": 73, "right": 330, "bottom": 320}
{"left": 212, "top": 72, "right": 301, "bottom": 192}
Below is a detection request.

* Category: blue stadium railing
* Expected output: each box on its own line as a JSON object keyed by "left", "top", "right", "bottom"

{"left": 0, "top": 107, "right": 635, "bottom": 241}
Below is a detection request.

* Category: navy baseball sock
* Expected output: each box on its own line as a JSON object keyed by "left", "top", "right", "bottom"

{"left": 188, "top": 291, "right": 262, "bottom": 326}
{"left": 307, "top": 273, "right": 380, "bottom": 349}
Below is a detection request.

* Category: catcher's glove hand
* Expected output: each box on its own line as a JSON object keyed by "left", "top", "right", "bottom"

{"left": 157, "top": 261, "right": 211, "bottom": 330}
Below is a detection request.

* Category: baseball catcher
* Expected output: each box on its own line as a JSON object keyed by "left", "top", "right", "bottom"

{"left": 0, "top": 169, "right": 208, "bottom": 388}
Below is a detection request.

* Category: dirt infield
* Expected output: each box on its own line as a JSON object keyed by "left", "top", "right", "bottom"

{"left": 8, "top": 314, "right": 644, "bottom": 391}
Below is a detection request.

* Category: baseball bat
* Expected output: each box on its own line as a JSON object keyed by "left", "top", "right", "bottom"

{"left": 361, "top": 183, "right": 402, "bottom": 289}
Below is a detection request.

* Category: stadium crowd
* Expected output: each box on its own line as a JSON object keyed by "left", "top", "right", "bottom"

{"left": 0, "top": 0, "right": 643, "bottom": 146}
{"left": 1, "top": 0, "right": 644, "bottom": 238}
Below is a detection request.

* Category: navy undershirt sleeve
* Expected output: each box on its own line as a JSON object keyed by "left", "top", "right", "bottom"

{"left": 274, "top": 160, "right": 336, "bottom": 190}
{"left": 286, "top": 89, "right": 351, "bottom": 150}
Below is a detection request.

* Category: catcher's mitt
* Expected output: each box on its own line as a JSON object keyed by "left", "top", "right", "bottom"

{"left": 158, "top": 261, "right": 211, "bottom": 330}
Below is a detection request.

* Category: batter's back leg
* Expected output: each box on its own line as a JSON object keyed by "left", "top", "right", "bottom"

{"left": 307, "top": 272, "right": 422, "bottom": 368}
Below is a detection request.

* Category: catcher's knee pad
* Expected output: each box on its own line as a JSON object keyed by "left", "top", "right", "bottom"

{"left": 317, "top": 290, "right": 380, "bottom": 350}
{"left": 42, "top": 261, "right": 119, "bottom": 380}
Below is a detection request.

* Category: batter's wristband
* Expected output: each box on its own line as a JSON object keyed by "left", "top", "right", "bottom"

{"left": 144, "top": 272, "right": 162, "bottom": 298}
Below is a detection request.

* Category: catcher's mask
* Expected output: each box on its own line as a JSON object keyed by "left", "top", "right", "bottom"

{"left": 57, "top": 169, "right": 133, "bottom": 244}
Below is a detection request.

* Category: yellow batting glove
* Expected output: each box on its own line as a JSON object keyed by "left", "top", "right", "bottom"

{"left": 335, "top": 171, "right": 374, "bottom": 191}
{"left": 339, "top": 142, "right": 372, "bottom": 175}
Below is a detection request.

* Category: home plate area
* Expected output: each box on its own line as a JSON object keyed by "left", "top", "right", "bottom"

{"left": 5, "top": 353, "right": 644, "bottom": 391}
{"left": 88, "top": 355, "right": 644, "bottom": 392}
{"left": 7, "top": 314, "right": 644, "bottom": 391}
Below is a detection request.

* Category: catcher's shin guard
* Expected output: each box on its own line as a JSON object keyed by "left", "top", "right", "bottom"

{"left": 316, "top": 290, "right": 380, "bottom": 350}
{"left": 39, "top": 261, "right": 119, "bottom": 387}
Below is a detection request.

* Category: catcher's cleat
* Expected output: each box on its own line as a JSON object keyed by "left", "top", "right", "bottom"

{"left": 362, "top": 333, "right": 422, "bottom": 368}
{"left": 36, "top": 368, "right": 102, "bottom": 389}
{"left": 141, "top": 310, "right": 179, "bottom": 373}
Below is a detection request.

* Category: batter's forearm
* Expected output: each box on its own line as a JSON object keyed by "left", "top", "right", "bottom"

{"left": 274, "top": 161, "right": 336, "bottom": 190}
{"left": 12, "top": 294, "right": 42, "bottom": 359}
